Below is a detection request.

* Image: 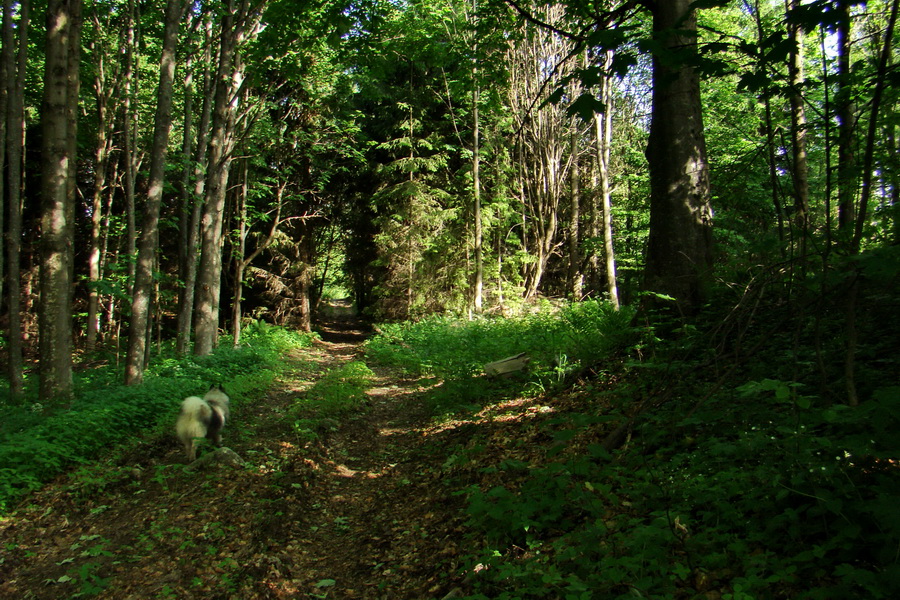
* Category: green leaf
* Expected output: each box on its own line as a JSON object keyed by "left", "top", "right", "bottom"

{"left": 315, "top": 579, "right": 336, "bottom": 588}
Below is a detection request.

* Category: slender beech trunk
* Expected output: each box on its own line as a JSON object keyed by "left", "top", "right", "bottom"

{"left": 124, "top": 0, "right": 185, "bottom": 384}
{"left": 786, "top": 0, "right": 810, "bottom": 253}
{"left": 39, "top": 0, "right": 81, "bottom": 402}
{"left": 0, "top": 0, "right": 8, "bottom": 311}
{"left": 754, "top": 0, "right": 785, "bottom": 252}
{"left": 471, "top": 0, "right": 483, "bottom": 313}
{"left": 195, "top": 0, "right": 240, "bottom": 356}
{"left": 232, "top": 174, "right": 284, "bottom": 347}
{"left": 836, "top": 1, "right": 856, "bottom": 235}
{"left": 595, "top": 55, "right": 620, "bottom": 309}
{"left": 122, "top": 0, "right": 137, "bottom": 290}
{"left": 176, "top": 15, "right": 214, "bottom": 355}
{"left": 4, "top": 0, "right": 28, "bottom": 401}
{"left": 642, "top": 0, "right": 713, "bottom": 315}
{"left": 472, "top": 73, "right": 483, "bottom": 313}
{"left": 86, "top": 10, "right": 117, "bottom": 350}
{"left": 568, "top": 123, "right": 582, "bottom": 300}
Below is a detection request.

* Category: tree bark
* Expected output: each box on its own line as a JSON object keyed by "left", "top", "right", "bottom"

{"left": 642, "top": 0, "right": 713, "bottom": 315}
{"left": 86, "top": 9, "right": 118, "bottom": 351}
{"left": 124, "top": 0, "right": 185, "bottom": 384}
{"left": 595, "top": 56, "right": 620, "bottom": 310}
{"left": 836, "top": 0, "right": 856, "bottom": 235}
{"left": 122, "top": 0, "right": 137, "bottom": 290}
{"left": 568, "top": 122, "right": 582, "bottom": 300}
{"left": 176, "top": 14, "right": 214, "bottom": 355}
{"left": 786, "top": 0, "right": 810, "bottom": 250}
{"left": 4, "top": 0, "right": 28, "bottom": 401}
{"left": 195, "top": 0, "right": 240, "bottom": 355}
{"left": 39, "top": 0, "right": 81, "bottom": 402}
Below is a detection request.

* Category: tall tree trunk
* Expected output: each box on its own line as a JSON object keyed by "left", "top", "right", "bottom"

{"left": 39, "top": 0, "right": 81, "bottom": 402}
{"left": 786, "top": 0, "right": 810, "bottom": 253}
{"left": 176, "top": 14, "right": 214, "bottom": 355}
{"left": 568, "top": 123, "right": 582, "bottom": 300}
{"left": 754, "top": 0, "right": 785, "bottom": 252}
{"left": 0, "top": 0, "right": 8, "bottom": 311}
{"left": 195, "top": 0, "right": 240, "bottom": 356}
{"left": 595, "top": 56, "right": 620, "bottom": 310}
{"left": 471, "top": 0, "right": 483, "bottom": 314}
{"left": 642, "top": 0, "right": 713, "bottom": 315}
{"left": 232, "top": 175, "right": 284, "bottom": 347}
{"left": 472, "top": 72, "right": 483, "bottom": 313}
{"left": 836, "top": 0, "right": 856, "bottom": 235}
{"left": 4, "top": 0, "right": 28, "bottom": 401}
{"left": 86, "top": 10, "right": 117, "bottom": 351}
{"left": 123, "top": 0, "right": 138, "bottom": 294}
{"left": 124, "top": 0, "right": 185, "bottom": 384}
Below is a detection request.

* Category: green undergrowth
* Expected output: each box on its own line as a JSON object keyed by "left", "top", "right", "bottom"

{"left": 366, "top": 300, "right": 641, "bottom": 414}
{"left": 291, "top": 360, "right": 375, "bottom": 444}
{"left": 0, "top": 321, "right": 316, "bottom": 513}
{"left": 366, "top": 300, "right": 900, "bottom": 599}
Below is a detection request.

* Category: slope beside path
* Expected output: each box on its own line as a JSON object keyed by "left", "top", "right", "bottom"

{"left": 0, "top": 317, "right": 469, "bottom": 599}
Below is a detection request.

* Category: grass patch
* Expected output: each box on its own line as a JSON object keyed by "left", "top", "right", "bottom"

{"left": 290, "top": 360, "right": 375, "bottom": 443}
{"left": 365, "top": 300, "right": 639, "bottom": 415}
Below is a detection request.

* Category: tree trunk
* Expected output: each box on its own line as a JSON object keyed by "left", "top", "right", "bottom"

{"left": 86, "top": 9, "right": 117, "bottom": 351}
{"left": 786, "top": 0, "right": 810, "bottom": 251}
{"left": 232, "top": 175, "right": 285, "bottom": 347}
{"left": 836, "top": 0, "right": 856, "bottom": 235}
{"left": 642, "top": 0, "right": 713, "bottom": 316}
{"left": 754, "top": 0, "right": 785, "bottom": 252}
{"left": 472, "top": 74, "right": 483, "bottom": 313}
{"left": 595, "top": 57, "right": 620, "bottom": 310}
{"left": 124, "top": 0, "right": 185, "bottom": 384}
{"left": 39, "top": 0, "right": 81, "bottom": 402}
{"left": 4, "top": 0, "right": 28, "bottom": 402}
{"left": 176, "top": 14, "right": 214, "bottom": 355}
{"left": 122, "top": 0, "right": 137, "bottom": 291}
{"left": 0, "top": 0, "right": 8, "bottom": 312}
{"left": 195, "top": 0, "right": 240, "bottom": 356}
{"left": 568, "top": 123, "right": 582, "bottom": 300}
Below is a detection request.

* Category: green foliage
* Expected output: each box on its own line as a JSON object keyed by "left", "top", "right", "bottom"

{"left": 366, "top": 300, "right": 640, "bottom": 414}
{"left": 0, "top": 325, "right": 315, "bottom": 513}
{"left": 455, "top": 370, "right": 900, "bottom": 597}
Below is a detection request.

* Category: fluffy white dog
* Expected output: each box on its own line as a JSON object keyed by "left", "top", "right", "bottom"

{"left": 175, "top": 384, "right": 230, "bottom": 462}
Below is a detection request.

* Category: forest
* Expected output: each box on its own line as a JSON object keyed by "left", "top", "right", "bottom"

{"left": 0, "top": 0, "right": 899, "bottom": 598}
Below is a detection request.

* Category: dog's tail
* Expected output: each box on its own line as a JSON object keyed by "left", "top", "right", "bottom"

{"left": 176, "top": 396, "right": 211, "bottom": 461}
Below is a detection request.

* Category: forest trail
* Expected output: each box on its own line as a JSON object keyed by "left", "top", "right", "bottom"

{"left": 0, "top": 310, "right": 470, "bottom": 599}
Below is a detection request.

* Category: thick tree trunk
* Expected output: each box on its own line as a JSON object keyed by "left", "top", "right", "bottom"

{"left": 195, "top": 0, "right": 239, "bottom": 356}
{"left": 124, "top": 0, "right": 185, "bottom": 384}
{"left": 4, "top": 0, "right": 28, "bottom": 401}
{"left": 39, "top": 0, "right": 81, "bottom": 402}
{"left": 642, "top": 0, "right": 713, "bottom": 315}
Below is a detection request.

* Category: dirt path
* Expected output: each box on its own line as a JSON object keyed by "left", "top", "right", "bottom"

{"left": 0, "top": 317, "right": 470, "bottom": 599}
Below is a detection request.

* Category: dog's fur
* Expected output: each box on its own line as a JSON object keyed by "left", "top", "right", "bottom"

{"left": 175, "top": 384, "right": 230, "bottom": 462}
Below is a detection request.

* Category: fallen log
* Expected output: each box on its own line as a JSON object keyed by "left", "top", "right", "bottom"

{"left": 483, "top": 352, "right": 531, "bottom": 377}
